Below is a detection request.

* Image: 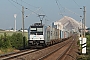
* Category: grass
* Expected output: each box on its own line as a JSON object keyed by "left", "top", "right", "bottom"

{"left": 0, "top": 31, "right": 28, "bottom": 55}
{"left": 0, "top": 31, "right": 28, "bottom": 40}
{"left": 0, "top": 47, "right": 15, "bottom": 55}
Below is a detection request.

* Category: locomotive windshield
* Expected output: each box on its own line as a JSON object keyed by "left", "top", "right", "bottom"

{"left": 30, "top": 26, "right": 43, "bottom": 35}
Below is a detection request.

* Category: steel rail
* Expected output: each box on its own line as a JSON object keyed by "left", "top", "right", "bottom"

{"left": 56, "top": 39, "right": 75, "bottom": 60}
{"left": 38, "top": 37, "right": 73, "bottom": 60}
{"left": 0, "top": 49, "right": 38, "bottom": 60}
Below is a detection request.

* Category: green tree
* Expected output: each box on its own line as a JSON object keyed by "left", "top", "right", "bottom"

{"left": 0, "top": 33, "right": 11, "bottom": 49}
{"left": 10, "top": 33, "right": 23, "bottom": 49}
{"left": 0, "top": 32, "right": 27, "bottom": 49}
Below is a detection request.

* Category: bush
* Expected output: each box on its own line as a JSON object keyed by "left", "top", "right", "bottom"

{"left": 0, "top": 32, "right": 27, "bottom": 49}
{"left": 10, "top": 33, "right": 23, "bottom": 49}
{"left": 0, "top": 33, "right": 11, "bottom": 49}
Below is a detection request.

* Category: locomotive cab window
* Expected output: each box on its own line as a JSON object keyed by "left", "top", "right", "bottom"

{"left": 37, "top": 28, "right": 43, "bottom": 35}
{"left": 30, "top": 27, "right": 36, "bottom": 35}
{"left": 30, "top": 28, "right": 36, "bottom": 31}
{"left": 30, "top": 26, "right": 43, "bottom": 35}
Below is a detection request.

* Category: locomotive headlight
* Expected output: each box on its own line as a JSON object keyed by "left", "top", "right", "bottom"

{"left": 40, "top": 41, "right": 44, "bottom": 43}
{"left": 29, "top": 41, "right": 33, "bottom": 43}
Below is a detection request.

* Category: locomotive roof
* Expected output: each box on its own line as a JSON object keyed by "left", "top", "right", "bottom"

{"left": 30, "top": 23, "right": 44, "bottom": 26}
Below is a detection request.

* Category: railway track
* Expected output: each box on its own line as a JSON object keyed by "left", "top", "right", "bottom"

{"left": 0, "top": 35, "right": 77, "bottom": 60}
{"left": 38, "top": 36, "right": 76, "bottom": 60}
{"left": 0, "top": 49, "right": 38, "bottom": 60}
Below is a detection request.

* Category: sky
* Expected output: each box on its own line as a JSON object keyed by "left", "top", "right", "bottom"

{"left": 0, "top": 0, "right": 90, "bottom": 30}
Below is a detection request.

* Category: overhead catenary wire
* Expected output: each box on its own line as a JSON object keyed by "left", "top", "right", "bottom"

{"left": 25, "top": 8, "right": 42, "bottom": 18}
{"left": 9, "top": 0, "right": 40, "bottom": 16}
{"left": 55, "top": 0, "right": 64, "bottom": 17}
{"left": 55, "top": 0, "right": 82, "bottom": 29}
{"left": 55, "top": 0, "right": 70, "bottom": 28}
{"left": 72, "top": 0, "right": 80, "bottom": 8}
{"left": 72, "top": 0, "right": 83, "bottom": 13}
{"left": 8, "top": 0, "right": 22, "bottom": 12}
{"left": 64, "top": 7, "right": 81, "bottom": 17}
{"left": 55, "top": 0, "right": 65, "bottom": 13}
{"left": 20, "top": 0, "right": 52, "bottom": 23}
{"left": 21, "top": 0, "right": 47, "bottom": 18}
{"left": 11, "top": 0, "right": 23, "bottom": 6}
{"left": 8, "top": 0, "right": 51, "bottom": 23}
{"left": 9, "top": 0, "right": 69, "bottom": 26}
{"left": 55, "top": 0, "right": 81, "bottom": 17}
{"left": 21, "top": 0, "right": 40, "bottom": 8}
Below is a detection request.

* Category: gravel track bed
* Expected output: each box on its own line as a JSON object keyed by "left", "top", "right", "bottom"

{"left": 61, "top": 36, "right": 79, "bottom": 60}
{"left": 11, "top": 39, "right": 71, "bottom": 60}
